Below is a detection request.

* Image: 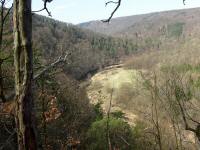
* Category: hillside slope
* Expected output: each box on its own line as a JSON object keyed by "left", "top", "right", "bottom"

{"left": 79, "top": 7, "right": 200, "bottom": 54}
{"left": 32, "top": 15, "right": 138, "bottom": 79}
{"left": 79, "top": 7, "right": 200, "bottom": 38}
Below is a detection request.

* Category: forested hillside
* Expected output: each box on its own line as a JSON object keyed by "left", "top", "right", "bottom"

{"left": 32, "top": 15, "right": 137, "bottom": 79}
{"left": 80, "top": 7, "right": 200, "bottom": 51}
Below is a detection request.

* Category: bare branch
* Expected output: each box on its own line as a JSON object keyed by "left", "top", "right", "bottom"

{"left": 0, "top": 131, "right": 15, "bottom": 150}
{"left": 184, "top": 105, "right": 200, "bottom": 125}
{"left": 105, "top": 1, "right": 118, "bottom": 6}
{"left": 176, "top": 95, "right": 196, "bottom": 132}
{"left": 118, "top": 135, "right": 130, "bottom": 146}
{"left": 2, "top": 53, "right": 69, "bottom": 102}
{"left": 32, "top": 0, "right": 52, "bottom": 16}
{"left": 102, "top": 0, "right": 121, "bottom": 23}
{"left": 2, "top": 4, "right": 13, "bottom": 23}
{"left": 33, "top": 53, "right": 70, "bottom": 80}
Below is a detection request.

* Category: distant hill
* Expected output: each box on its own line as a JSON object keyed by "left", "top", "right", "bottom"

{"left": 79, "top": 7, "right": 200, "bottom": 52}
{"left": 79, "top": 7, "right": 200, "bottom": 38}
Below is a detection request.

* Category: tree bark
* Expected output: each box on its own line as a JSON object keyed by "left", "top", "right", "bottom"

{"left": 0, "top": 1, "right": 6, "bottom": 102}
{"left": 13, "top": 0, "right": 37, "bottom": 149}
{"left": 0, "top": 61, "right": 6, "bottom": 102}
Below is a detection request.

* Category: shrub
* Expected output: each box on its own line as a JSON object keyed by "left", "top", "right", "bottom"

{"left": 85, "top": 117, "right": 135, "bottom": 150}
{"left": 111, "top": 110, "right": 126, "bottom": 119}
{"left": 93, "top": 102, "right": 104, "bottom": 121}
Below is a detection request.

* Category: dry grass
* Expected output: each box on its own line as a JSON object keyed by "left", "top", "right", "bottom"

{"left": 87, "top": 67, "right": 140, "bottom": 124}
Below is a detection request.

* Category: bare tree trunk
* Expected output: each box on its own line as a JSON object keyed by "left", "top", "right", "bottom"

{"left": 150, "top": 74, "right": 163, "bottom": 150}
{"left": 0, "top": 60, "right": 6, "bottom": 102}
{"left": 0, "top": 0, "right": 6, "bottom": 102}
{"left": 0, "top": 1, "right": 4, "bottom": 48}
{"left": 106, "top": 87, "right": 114, "bottom": 150}
{"left": 13, "top": 0, "right": 37, "bottom": 149}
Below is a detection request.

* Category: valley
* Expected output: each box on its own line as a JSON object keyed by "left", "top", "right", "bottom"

{"left": 1, "top": 4, "right": 200, "bottom": 149}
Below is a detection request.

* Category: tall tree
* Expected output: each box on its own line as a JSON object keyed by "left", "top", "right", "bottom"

{"left": 13, "top": 0, "right": 37, "bottom": 149}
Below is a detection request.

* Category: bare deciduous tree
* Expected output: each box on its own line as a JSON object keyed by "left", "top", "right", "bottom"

{"left": 106, "top": 86, "right": 114, "bottom": 150}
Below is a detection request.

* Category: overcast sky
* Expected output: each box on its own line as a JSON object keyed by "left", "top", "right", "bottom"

{"left": 32, "top": 0, "right": 200, "bottom": 24}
